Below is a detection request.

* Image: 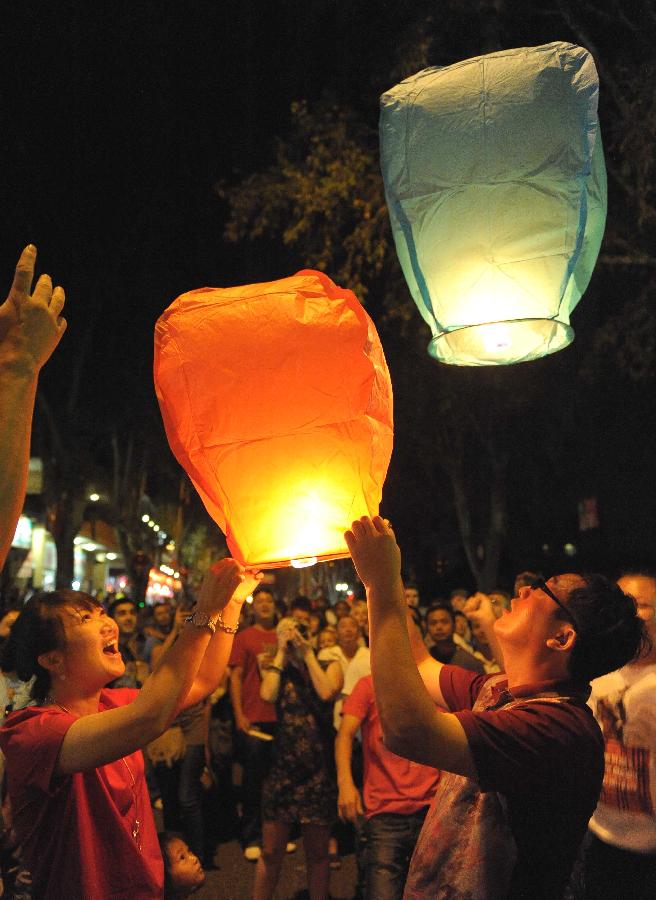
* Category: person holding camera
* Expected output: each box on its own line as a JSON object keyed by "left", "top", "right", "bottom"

{"left": 253, "top": 598, "right": 343, "bottom": 900}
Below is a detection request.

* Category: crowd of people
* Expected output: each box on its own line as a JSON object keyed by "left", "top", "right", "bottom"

{"left": 0, "top": 577, "right": 509, "bottom": 897}
{"left": 0, "top": 568, "right": 653, "bottom": 899}
{"left": 0, "top": 243, "right": 653, "bottom": 900}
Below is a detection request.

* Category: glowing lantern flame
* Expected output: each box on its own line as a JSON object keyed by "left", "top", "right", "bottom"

{"left": 154, "top": 270, "right": 393, "bottom": 568}
{"left": 380, "top": 42, "right": 607, "bottom": 366}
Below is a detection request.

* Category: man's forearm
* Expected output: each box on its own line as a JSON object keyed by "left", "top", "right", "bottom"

{"left": 406, "top": 605, "right": 431, "bottom": 664}
{"left": 0, "top": 369, "right": 38, "bottom": 570}
{"left": 369, "top": 582, "right": 443, "bottom": 753}
{"left": 335, "top": 730, "right": 355, "bottom": 788}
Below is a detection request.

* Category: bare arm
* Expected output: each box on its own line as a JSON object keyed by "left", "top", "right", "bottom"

{"left": 56, "top": 559, "right": 244, "bottom": 774}
{"left": 229, "top": 666, "right": 250, "bottom": 732}
{"left": 336, "top": 713, "right": 364, "bottom": 823}
{"left": 260, "top": 645, "right": 287, "bottom": 704}
{"left": 296, "top": 632, "right": 343, "bottom": 702}
{"left": 346, "top": 517, "right": 476, "bottom": 777}
{"left": 0, "top": 246, "right": 66, "bottom": 570}
{"left": 183, "top": 596, "right": 246, "bottom": 707}
{"left": 404, "top": 603, "right": 448, "bottom": 707}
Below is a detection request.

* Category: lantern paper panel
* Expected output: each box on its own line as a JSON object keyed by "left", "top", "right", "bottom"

{"left": 154, "top": 270, "right": 393, "bottom": 568}
{"left": 380, "top": 42, "right": 607, "bottom": 366}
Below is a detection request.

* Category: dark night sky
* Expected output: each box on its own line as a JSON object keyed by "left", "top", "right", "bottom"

{"left": 2, "top": 2, "right": 416, "bottom": 407}
{"left": 3, "top": 1, "right": 656, "bottom": 589}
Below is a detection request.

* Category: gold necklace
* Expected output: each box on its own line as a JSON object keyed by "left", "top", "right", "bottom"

{"left": 44, "top": 696, "right": 142, "bottom": 851}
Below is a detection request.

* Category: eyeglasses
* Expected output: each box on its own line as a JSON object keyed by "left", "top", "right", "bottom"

{"left": 531, "top": 578, "right": 582, "bottom": 633}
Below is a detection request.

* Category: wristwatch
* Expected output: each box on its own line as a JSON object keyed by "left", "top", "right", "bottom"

{"left": 184, "top": 610, "right": 218, "bottom": 634}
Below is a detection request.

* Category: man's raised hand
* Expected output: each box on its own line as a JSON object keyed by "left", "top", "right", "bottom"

{"left": 463, "top": 593, "right": 497, "bottom": 628}
{"left": 344, "top": 515, "right": 401, "bottom": 590}
{"left": 0, "top": 245, "right": 67, "bottom": 376}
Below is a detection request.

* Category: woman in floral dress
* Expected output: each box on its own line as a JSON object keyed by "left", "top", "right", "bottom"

{"left": 254, "top": 615, "right": 343, "bottom": 899}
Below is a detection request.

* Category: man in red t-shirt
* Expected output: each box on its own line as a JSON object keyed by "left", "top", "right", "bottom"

{"left": 344, "top": 516, "right": 647, "bottom": 899}
{"left": 337, "top": 675, "right": 440, "bottom": 899}
{"left": 229, "top": 588, "right": 278, "bottom": 859}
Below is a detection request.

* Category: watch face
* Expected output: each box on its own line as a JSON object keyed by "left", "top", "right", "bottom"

{"left": 193, "top": 611, "right": 210, "bottom": 628}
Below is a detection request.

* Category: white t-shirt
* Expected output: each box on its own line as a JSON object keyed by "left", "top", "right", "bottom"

{"left": 588, "top": 662, "right": 656, "bottom": 853}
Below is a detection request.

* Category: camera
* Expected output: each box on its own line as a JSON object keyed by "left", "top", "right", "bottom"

{"left": 295, "top": 622, "right": 309, "bottom": 639}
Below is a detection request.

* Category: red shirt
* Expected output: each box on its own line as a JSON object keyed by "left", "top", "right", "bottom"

{"left": 229, "top": 625, "right": 278, "bottom": 723}
{"left": 0, "top": 688, "right": 163, "bottom": 899}
{"left": 405, "top": 666, "right": 604, "bottom": 900}
{"left": 344, "top": 675, "right": 440, "bottom": 818}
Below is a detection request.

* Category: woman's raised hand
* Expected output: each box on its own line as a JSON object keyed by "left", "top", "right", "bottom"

{"left": 197, "top": 558, "right": 245, "bottom": 617}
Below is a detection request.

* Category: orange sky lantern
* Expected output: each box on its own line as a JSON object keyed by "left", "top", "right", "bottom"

{"left": 154, "top": 270, "right": 393, "bottom": 568}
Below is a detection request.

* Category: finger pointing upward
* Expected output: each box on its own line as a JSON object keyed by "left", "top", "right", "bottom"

{"left": 9, "top": 245, "right": 37, "bottom": 303}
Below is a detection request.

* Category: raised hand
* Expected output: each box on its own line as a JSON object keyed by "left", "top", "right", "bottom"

{"left": 197, "top": 558, "right": 245, "bottom": 617}
{"left": 231, "top": 568, "right": 264, "bottom": 603}
{"left": 291, "top": 625, "right": 313, "bottom": 658}
{"left": 0, "top": 245, "right": 67, "bottom": 376}
{"left": 463, "top": 592, "right": 497, "bottom": 628}
{"left": 344, "top": 515, "right": 401, "bottom": 590}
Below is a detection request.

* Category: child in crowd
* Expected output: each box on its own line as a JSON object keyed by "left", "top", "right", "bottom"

{"left": 159, "top": 832, "right": 205, "bottom": 898}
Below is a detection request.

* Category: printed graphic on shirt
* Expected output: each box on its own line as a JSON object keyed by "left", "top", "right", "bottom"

{"left": 600, "top": 739, "right": 653, "bottom": 815}
{"left": 596, "top": 694, "right": 654, "bottom": 816}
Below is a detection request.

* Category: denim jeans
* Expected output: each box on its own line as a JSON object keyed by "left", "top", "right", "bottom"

{"left": 155, "top": 744, "right": 206, "bottom": 858}
{"left": 236, "top": 722, "right": 277, "bottom": 847}
{"left": 364, "top": 808, "right": 429, "bottom": 900}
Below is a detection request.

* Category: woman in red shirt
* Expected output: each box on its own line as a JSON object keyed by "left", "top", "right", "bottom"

{"left": 0, "top": 559, "right": 254, "bottom": 899}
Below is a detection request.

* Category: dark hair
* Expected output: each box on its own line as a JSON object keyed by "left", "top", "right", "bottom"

{"left": 252, "top": 587, "right": 275, "bottom": 601}
{"left": 290, "top": 595, "right": 312, "bottom": 615}
{"left": 563, "top": 574, "right": 651, "bottom": 682}
{"left": 158, "top": 831, "right": 185, "bottom": 898}
{"left": 425, "top": 604, "right": 455, "bottom": 625}
{"left": 108, "top": 597, "right": 137, "bottom": 618}
{"left": 8, "top": 590, "right": 101, "bottom": 702}
{"left": 449, "top": 588, "right": 468, "bottom": 600}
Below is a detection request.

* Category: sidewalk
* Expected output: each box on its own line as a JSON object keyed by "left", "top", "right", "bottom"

{"left": 196, "top": 838, "right": 357, "bottom": 900}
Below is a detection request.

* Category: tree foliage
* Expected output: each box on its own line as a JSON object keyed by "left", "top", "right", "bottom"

{"left": 219, "top": 100, "right": 406, "bottom": 315}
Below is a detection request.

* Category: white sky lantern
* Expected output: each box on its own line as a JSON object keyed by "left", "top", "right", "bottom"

{"left": 380, "top": 42, "right": 607, "bottom": 366}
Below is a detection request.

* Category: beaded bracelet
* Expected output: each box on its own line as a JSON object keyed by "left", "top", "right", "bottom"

{"left": 216, "top": 611, "right": 239, "bottom": 634}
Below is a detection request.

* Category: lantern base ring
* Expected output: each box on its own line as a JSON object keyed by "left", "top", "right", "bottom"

{"left": 291, "top": 556, "right": 319, "bottom": 569}
{"left": 428, "top": 318, "right": 574, "bottom": 367}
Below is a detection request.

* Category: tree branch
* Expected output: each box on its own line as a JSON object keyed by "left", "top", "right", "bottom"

{"left": 555, "top": 0, "right": 632, "bottom": 118}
